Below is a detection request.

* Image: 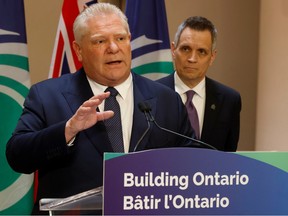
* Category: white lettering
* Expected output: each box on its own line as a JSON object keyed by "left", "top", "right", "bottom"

{"left": 164, "top": 194, "right": 229, "bottom": 209}
{"left": 192, "top": 171, "right": 249, "bottom": 186}
{"left": 123, "top": 172, "right": 189, "bottom": 190}
{"left": 123, "top": 195, "right": 161, "bottom": 210}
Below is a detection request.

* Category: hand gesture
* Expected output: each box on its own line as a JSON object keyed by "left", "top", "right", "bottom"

{"left": 65, "top": 91, "right": 114, "bottom": 142}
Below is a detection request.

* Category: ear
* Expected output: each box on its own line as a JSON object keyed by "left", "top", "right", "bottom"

{"left": 171, "top": 42, "right": 176, "bottom": 59}
{"left": 128, "top": 33, "right": 131, "bottom": 41}
{"left": 72, "top": 41, "right": 82, "bottom": 62}
{"left": 209, "top": 49, "right": 217, "bottom": 66}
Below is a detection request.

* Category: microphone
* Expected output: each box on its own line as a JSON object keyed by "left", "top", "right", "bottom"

{"left": 133, "top": 103, "right": 152, "bottom": 152}
{"left": 137, "top": 102, "right": 218, "bottom": 151}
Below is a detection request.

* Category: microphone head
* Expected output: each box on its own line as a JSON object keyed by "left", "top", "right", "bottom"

{"left": 138, "top": 102, "right": 147, "bottom": 113}
{"left": 138, "top": 102, "right": 152, "bottom": 113}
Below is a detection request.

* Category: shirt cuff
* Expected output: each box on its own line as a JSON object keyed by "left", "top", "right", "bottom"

{"left": 67, "top": 136, "right": 76, "bottom": 147}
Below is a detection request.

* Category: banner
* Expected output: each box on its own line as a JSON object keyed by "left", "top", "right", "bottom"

{"left": 125, "top": 0, "right": 173, "bottom": 80}
{"left": 0, "top": 0, "right": 34, "bottom": 214}
{"left": 104, "top": 148, "right": 288, "bottom": 215}
{"left": 49, "top": 0, "right": 97, "bottom": 78}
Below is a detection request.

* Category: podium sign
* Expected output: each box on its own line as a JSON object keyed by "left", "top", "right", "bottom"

{"left": 103, "top": 148, "right": 288, "bottom": 215}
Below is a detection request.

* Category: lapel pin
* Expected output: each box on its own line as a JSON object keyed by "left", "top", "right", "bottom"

{"left": 211, "top": 104, "right": 216, "bottom": 110}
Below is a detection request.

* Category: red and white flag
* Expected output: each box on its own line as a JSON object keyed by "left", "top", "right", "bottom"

{"left": 49, "top": 0, "right": 97, "bottom": 78}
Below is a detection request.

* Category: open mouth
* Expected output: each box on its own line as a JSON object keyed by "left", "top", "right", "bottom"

{"left": 107, "top": 60, "right": 122, "bottom": 65}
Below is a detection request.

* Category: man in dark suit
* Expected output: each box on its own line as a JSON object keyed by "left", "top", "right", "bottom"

{"left": 158, "top": 16, "right": 241, "bottom": 152}
{"left": 5, "top": 3, "right": 194, "bottom": 215}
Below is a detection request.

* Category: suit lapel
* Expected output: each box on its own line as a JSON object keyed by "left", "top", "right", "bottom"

{"left": 62, "top": 71, "right": 92, "bottom": 114}
{"left": 201, "top": 78, "right": 223, "bottom": 140}
{"left": 62, "top": 69, "right": 113, "bottom": 154}
{"left": 61, "top": 70, "right": 159, "bottom": 153}
{"left": 162, "top": 73, "right": 175, "bottom": 90}
{"left": 129, "top": 75, "right": 157, "bottom": 152}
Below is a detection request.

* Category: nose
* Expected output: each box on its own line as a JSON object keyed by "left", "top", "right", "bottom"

{"left": 107, "top": 40, "right": 119, "bottom": 53}
{"left": 188, "top": 51, "right": 197, "bottom": 62}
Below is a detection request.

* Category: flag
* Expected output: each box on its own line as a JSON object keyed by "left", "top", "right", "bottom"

{"left": 0, "top": 0, "right": 34, "bottom": 214}
{"left": 125, "top": 0, "right": 173, "bottom": 80}
{"left": 49, "top": 0, "right": 97, "bottom": 78}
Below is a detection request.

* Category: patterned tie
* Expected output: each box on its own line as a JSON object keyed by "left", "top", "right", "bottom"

{"left": 185, "top": 90, "right": 200, "bottom": 139}
{"left": 104, "top": 87, "right": 124, "bottom": 152}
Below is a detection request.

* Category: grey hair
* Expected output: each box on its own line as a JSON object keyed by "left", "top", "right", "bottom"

{"left": 174, "top": 16, "right": 218, "bottom": 51}
{"left": 73, "top": 2, "right": 130, "bottom": 43}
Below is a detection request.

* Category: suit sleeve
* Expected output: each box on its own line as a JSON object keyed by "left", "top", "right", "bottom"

{"left": 6, "top": 84, "right": 73, "bottom": 174}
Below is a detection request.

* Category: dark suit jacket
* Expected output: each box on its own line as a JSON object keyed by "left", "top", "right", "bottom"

{"left": 157, "top": 73, "right": 241, "bottom": 152}
{"left": 6, "top": 68, "right": 194, "bottom": 214}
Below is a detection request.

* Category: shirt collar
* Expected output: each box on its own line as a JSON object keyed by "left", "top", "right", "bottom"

{"left": 87, "top": 73, "right": 133, "bottom": 99}
{"left": 174, "top": 72, "right": 206, "bottom": 98}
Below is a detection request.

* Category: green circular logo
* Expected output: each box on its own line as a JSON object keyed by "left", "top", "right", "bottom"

{"left": 0, "top": 43, "right": 34, "bottom": 214}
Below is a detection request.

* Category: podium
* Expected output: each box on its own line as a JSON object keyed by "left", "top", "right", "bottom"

{"left": 39, "top": 186, "right": 103, "bottom": 215}
{"left": 40, "top": 148, "right": 288, "bottom": 215}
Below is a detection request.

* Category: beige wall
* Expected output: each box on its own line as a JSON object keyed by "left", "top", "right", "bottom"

{"left": 256, "top": 0, "right": 288, "bottom": 151}
{"left": 24, "top": 0, "right": 260, "bottom": 151}
{"left": 24, "top": 0, "right": 62, "bottom": 84}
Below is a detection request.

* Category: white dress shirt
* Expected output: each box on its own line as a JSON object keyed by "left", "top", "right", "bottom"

{"left": 174, "top": 72, "right": 206, "bottom": 136}
{"left": 87, "top": 74, "right": 134, "bottom": 153}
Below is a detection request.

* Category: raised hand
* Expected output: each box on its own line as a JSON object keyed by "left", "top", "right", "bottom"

{"left": 65, "top": 91, "right": 114, "bottom": 142}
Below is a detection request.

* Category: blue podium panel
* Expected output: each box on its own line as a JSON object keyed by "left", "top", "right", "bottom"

{"left": 103, "top": 148, "right": 288, "bottom": 215}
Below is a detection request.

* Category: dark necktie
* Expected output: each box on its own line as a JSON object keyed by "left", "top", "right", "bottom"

{"left": 104, "top": 87, "right": 124, "bottom": 152}
{"left": 185, "top": 90, "right": 200, "bottom": 139}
